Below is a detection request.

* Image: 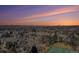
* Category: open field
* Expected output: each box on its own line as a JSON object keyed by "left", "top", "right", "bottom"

{"left": 0, "top": 25, "right": 79, "bottom": 53}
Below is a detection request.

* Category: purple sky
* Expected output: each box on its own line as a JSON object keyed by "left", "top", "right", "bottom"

{"left": 0, "top": 5, "right": 79, "bottom": 26}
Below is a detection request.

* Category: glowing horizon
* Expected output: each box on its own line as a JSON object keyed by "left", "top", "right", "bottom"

{"left": 0, "top": 5, "right": 79, "bottom": 26}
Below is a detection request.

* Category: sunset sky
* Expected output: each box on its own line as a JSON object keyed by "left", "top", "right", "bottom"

{"left": 0, "top": 5, "right": 79, "bottom": 26}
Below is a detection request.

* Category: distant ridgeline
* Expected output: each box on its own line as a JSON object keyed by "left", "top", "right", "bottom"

{"left": 0, "top": 25, "right": 79, "bottom": 31}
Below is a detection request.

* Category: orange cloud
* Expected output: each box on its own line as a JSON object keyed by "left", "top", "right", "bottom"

{"left": 21, "top": 16, "right": 79, "bottom": 26}
{"left": 1, "top": 17, "right": 79, "bottom": 26}
{"left": 23, "top": 6, "right": 79, "bottom": 19}
{"left": 14, "top": 6, "right": 79, "bottom": 26}
{"left": 26, "top": 20, "right": 79, "bottom": 26}
{"left": 0, "top": 19, "right": 32, "bottom": 25}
